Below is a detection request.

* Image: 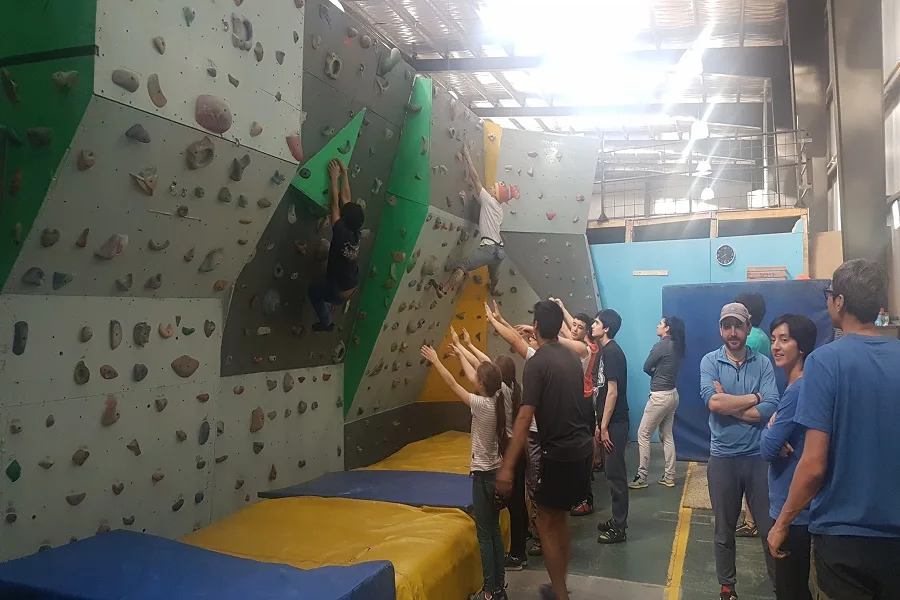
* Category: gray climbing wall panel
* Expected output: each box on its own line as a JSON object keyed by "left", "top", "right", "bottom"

{"left": 495, "top": 129, "right": 601, "bottom": 235}
{"left": 302, "top": 0, "right": 414, "bottom": 130}
{"left": 344, "top": 401, "right": 470, "bottom": 470}
{"left": 486, "top": 263, "right": 541, "bottom": 376}
{"left": 428, "top": 82, "right": 484, "bottom": 223}
{"left": 94, "top": 0, "right": 305, "bottom": 163}
{"left": 218, "top": 89, "right": 402, "bottom": 376}
{"left": 212, "top": 366, "right": 344, "bottom": 521}
{"left": 502, "top": 231, "right": 600, "bottom": 313}
{"left": 2, "top": 96, "right": 294, "bottom": 300}
{"left": 0, "top": 294, "right": 221, "bottom": 559}
{"left": 346, "top": 207, "right": 481, "bottom": 423}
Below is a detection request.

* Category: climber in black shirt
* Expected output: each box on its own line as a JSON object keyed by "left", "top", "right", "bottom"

{"left": 309, "top": 158, "right": 364, "bottom": 332}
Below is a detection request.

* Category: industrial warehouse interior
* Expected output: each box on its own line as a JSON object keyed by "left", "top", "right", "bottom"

{"left": 1, "top": 1, "right": 898, "bottom": 599}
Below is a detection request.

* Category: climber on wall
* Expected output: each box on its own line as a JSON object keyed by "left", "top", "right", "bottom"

{"left": 430, "top": 144, "right": 519, "bottom": 298}
{"left": 309, "top": 158, "right": 365, "bottom": 332}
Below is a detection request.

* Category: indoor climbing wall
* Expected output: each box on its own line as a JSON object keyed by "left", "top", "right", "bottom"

{"left": 219, "top": 0, "right": 414, "bottom": 376}
{"left": 0, "top": 1, "right": 340, "bottom": 561}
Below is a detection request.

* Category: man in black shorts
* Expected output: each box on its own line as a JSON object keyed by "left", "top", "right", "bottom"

{"left": 497, "top": 300, "right": 593, "bottom": 600}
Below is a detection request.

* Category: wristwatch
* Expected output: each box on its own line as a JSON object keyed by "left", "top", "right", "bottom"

{"left": 754, "top": 392, "right": 762, "bottom": 405}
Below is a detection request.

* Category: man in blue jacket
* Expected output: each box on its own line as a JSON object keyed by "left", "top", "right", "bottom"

{"left": 700, "top": 302, "right": 779, "bottom": 600}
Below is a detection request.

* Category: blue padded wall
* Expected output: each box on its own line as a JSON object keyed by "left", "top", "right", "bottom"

{"left": 661, "top": 279, "right": 834, "bottom": 462}
{"left": 590, "top": 232, "right": 805, "bottom": 440}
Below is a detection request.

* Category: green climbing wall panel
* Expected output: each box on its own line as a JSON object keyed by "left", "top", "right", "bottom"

{"left": 344, "top": 194, "right": 429, "bottom": 415}
{"left": 291, "top": 108, "right": 367, "bottom": 214}
{"left": 0, "top": 56, "right": 95, "bottom": 288}
{"left": 386, "top": 77, "right": 432, "bottom": 205}
{"left": 0, "top": 2, "right": 97, "bottom": 58}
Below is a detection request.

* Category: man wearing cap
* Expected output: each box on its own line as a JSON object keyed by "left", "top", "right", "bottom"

{"left": 700, "top": 302, "right": 779, "bottom": 600}
{"left": 432, "top": 144, "right": 518, "bottom": 298}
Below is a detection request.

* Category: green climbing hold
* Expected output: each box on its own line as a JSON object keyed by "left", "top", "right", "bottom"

{"left": 182, "top": 327, "right": 195, "bottom": 336}
{"left": 5, "top": 459, "right": 21, "bottom": 482}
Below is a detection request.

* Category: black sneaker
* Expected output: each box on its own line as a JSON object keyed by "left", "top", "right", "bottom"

{"left": 597, "top": 522, "right": 626, "bottom": 544}
{"left": 312, "top": 322, "right": 334, "bottom": 332}
{"left": 504, "top": 553, "right": 526, "bottom": 571}
{"left": 735, "top": 522, "right": 758, "bottom": 537}
{"left": 493, "top": 588, "right": 509, "bottom": 600}
{"left": 720, "top": 586, "right": 738, "bottom": 600}
{"left": 596, "top": 518, "right": 616, "bottom": 532}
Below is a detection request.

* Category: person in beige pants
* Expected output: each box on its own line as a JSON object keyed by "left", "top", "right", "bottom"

{"left": 630, "top": 317, "right": 686, "bottom": 488}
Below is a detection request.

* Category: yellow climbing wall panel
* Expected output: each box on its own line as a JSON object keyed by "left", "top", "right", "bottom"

{"left": 483, "top": 122, "right": 502, "bottom": 189}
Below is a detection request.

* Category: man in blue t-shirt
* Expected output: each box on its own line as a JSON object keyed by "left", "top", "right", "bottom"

{"left": 768, "top": 259, "right": 900, "bottom": 599}
{"left": 700, "top": 302, "right": 779, "bottom": 600}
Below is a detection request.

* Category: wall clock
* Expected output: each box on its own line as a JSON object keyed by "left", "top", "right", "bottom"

{"left": 716, "top": 244, "right": 736, "bottom": 267}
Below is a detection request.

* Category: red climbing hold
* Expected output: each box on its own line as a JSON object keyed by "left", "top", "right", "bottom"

{"left": 286, "top": 135, "right": 304, "bottom": 162}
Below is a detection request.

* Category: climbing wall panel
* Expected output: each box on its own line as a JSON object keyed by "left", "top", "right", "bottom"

{"left": 418, "top": 270, "right": 490, "bottom": 402}
{"left": 386, "top": 77, "right": 433, "bottom": 204}
{"left": 219, "top": 104, "right": 402, "bottom": 376}
{"left": 495, "top": 128, "right": 601, "bottom": 235}
{"left": 502, "top": 231, "right": 599, "bottom": 311}
{"left": 2, "top": 95, "right": 293, "bottom": 300}
{"left": 1, "top": 383, "right": 216, "bottom": 561}
{"left": 346, "top": 207, "right": 481, "bottom": 423}
{"left": 486, "top": 263, "right": 541, "bottom": 377}
{"left": 344, "top": 401, "right": 470, "bottom": 470}
{"left": 0, "top": 295, "right": 221, "bottom": 408}
{"left": 302, "top": 0, "right": 414, "bottom": 130}
{"left": 0, "top": 56, "right": 95, "bottom": 289}
{"left": 93, "top": 0, "right": 305, "bottom": 163}
{"left": 428, "top": 82, "right": 484, "bottom": 222}
{"left": 212, "top": 366, "right": 344, "bottom": 520}
{"left": 0, "top": 2, "right": 96, "bottom": 57}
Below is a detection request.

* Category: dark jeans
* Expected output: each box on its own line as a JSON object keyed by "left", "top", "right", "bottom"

{"left": 472, "top": 470, "right": 505, "bottom": 592}
{"left": 707, "top": 455, "right": 776, "bottom": 588}
{"left": 605, "top": 420, "right": 629, "bottom": 527}
{"left": 775, "top": 525, "right": 812, "bottom": 600}
{"left": 508, "top": 455, "right": 528, "bottom": 559}
{"left": 583, "top": 395, "right": 597, "bottom": 507}
{"left": 308, "top": 279, "right": 346, "bottom": 327}
{"left": 812, "top": 534, "right": 900, "bottom": 599}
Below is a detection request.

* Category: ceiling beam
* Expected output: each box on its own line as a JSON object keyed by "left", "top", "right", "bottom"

{"left": 475, "top": 102, "right": 765, "bottom": 127}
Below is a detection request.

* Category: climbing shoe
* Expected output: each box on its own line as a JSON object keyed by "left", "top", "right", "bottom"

{"left": 428, "top": 279, "right": 444, "bottom": 299}
{"left": 504, "top": 553, "right": 527, "bottom": 571}
{"left": 597, "top": 522, "right": 627, "bottom": 544}
{"left": 570, "top": 500, "right": 593, "bottom": 516}
{"left": 527, "top": 537, "right": 543, "bottom": 556}
{"left": 628, "top": 475, "right": 648, "bottom": 489}
{"left": 720, "top": 585, "right": 738, "bottom": 600}
{"left": 597, "top": 518, "right": 616, "bottom": 532}
{"left": 735, "top": 522, "right": 758, "bottom": 538}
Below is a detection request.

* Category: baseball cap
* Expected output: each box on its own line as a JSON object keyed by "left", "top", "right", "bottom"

{"left": 719, "top": 302, "right": 751, "bottom": 325}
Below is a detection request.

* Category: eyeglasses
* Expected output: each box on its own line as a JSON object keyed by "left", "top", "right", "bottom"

{"left": 824, "top": 286, "right": 834, "bottom": 300}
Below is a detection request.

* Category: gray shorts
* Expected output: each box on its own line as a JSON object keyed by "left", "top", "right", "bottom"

{"left": 457, "top": 243, "right": 505, "bottom": 284}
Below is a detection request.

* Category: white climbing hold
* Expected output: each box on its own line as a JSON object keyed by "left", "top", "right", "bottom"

{"left": 111, "top": 69, "right": 140, "bottom": 93}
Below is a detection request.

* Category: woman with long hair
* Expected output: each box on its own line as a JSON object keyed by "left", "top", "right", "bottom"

{"left": 421, "top": 341, "right": 509, "bottom": 600}
{"left": 760, "top": 314, "right": 817, "bottom": 600}
{"left": 630, "top": 316, "right": 686, "bottom": 489}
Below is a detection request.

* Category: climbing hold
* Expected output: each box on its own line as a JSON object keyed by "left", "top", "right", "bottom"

{"left": 171, "top": 355, "right": 200, "bottom": 378}
{"left": 145, "top": 274, "right": 162, "bottom": 290}
{"left": 126, "top": 439, "right": 141, "bottom": 456}
{"left": 230, "top": 154, "right": 251, "bottom": 181}
{"left": 151, "top": 471, "right": 165, "bottom": 483}
{"left": 276, "top": 50, "right": 285, "bottom": 65}
{"left": 171, "top": 498, "right": 184, "bottom": 512}
{"left": 147, "top": 73, "right": 167, "bottom": 107}
{"left": 158, "top": 323, "right": 174, "bottom": 339}
{"left": 26, "top": 127, "right": 53, "bottom": 146}
{"left": 217, "top": 187, "right": 232, "bottom": 204}
{"left": 420, "top": 136, "right": 429, "bottom": 156}
{"left": 183, "top": 6, "right": 196, "bottom": 26}
{"left": 108, "top": 320, "right": 123, "bottom": 350}
{"left": 66, "top": 493, "right": 86, "bottom": 506}
{"left": 12, "top": 321, "right": 28, "bottom": 355}
{"left": 1, "top": 68, "right": 19, "bottom": 103}
{"left": 324, "top": 52, "right": 342, "bottom": 80}
{"left": 40, "top": 228, "right": 60, "bottom": 248}
{"left": 378, "top": 47, "right": 401, "bottom": 76}
{"left": 256, "top": 197, "right": 272, "bottom": 209}
{"left": 406, "top": 103, "right": 422, "bottom": 114}
{"left": 154, "top": 397, "right": 168, "bottom": 413}
{"left": 576, "top": 193, "right": 585, "bottom": 202}
{"left": 112, "top": 68, "right": 140, "bottom": 93}
{"left": 286, "top": 135, "right": 304, "bottom": 161}
{"left": 249, "top": 122, "right": 264, "bottom": 139}
{"left": 9, "top": 419, "right": 22, "bottom": 434}
{"left": 133, "top": 363, "right": 148, "bottom": 382}
{"left": 130, "top": 167, "right": 158, "bottom": 195}
{"left": 72, "top": 449, "right": 90, "bottom": 466}
{"left": 199, "top": 420, "right": 210, "bottom": 445}
{"left": 5, "top": 460, "right": 22, "bottom": 482}
{"left": 572, "top": 216, "right": 580, "bottom": 223}
{"left": 197, "top": 393, "right": 209, "bottom": 403}
{"left": 195, "top": 95, "right": 233, "bottom": 134}
{"left": 546, "top": 211, "right": 556, "bottom": 220}
{"left": 527, "top": 166, "right": 534, "bottom": 177}
{"left": 268, "top": 464, "right": 278, "bottom": 481}
{"left": 100, "top": 365, "right": 118, "bottom": 380}
{"left": 266, "top": 410, "right": 277, "bottom": 421}
{"left": 287, "top": 204, "right": 297, "bottom": 224}
{"left": 198, "top": 248, "right": 224, "bottom": 273}
{"left": 182, "top": 327, "right": 195, "bottom": 336}
{"left": 250, "top": 408, "right": 265, "bottom": 432}
{"left": 39, "top": 458, "right": 54, "bottom": 470}
{"left": 214, "top": 280, "right": 228, "bottom": 292}
{"left": 133, "top": 322, "right": 151, "bottom": 346}
{"left": 74, "top": 360, "right": 91, "bottom": 385}
{"left": 147, "top": 239, "right": 170, "bottom": 252}
{"left": 337, "top": 140, "right": 351, "bottom": 154}
{"left": 22, "top": 267, "right": 45, "bottom": 286}
{"left": 194, "top": 491, "right": 204, "bottom": 504}
{"left": 76, "top": 150, "right": 96, "bottom": 171}
{"left": 125, "top": 124, "right": 151, "bottom": 143}
{"left": 283, "top": 372, "right": 294, "bottom": 392}
{"left": 51, "top": 272, "right": 73, "bottom": 290}
{"left": 151, "top": 36, "right": 166, "bottom": 55}
{"left": 186, "top": 136, "right": 215, "bottom": 170}
{"left": 204, "top": 320, "right": 215, "bottom": 338}
{"left": 226, "top": 74, "right": 239, "bottom": 88}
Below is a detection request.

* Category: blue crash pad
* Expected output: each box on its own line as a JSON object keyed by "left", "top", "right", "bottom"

{"left": 259, "top": 469, "right": 474, "bottom": 510}
{"left": 662, "top": 279, "right": 835, "bottom": 462}
{"left": 0, "top": 530, "right": 396, "bottom": 600}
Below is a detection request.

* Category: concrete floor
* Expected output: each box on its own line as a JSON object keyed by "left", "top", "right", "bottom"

{"left": 506, "top": 442, "right": 774, "bottom": 600}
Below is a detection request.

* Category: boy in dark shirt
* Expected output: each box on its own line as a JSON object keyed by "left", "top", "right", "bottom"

{"left": 309, "top": 159, "right": 364, "bottom": 332}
